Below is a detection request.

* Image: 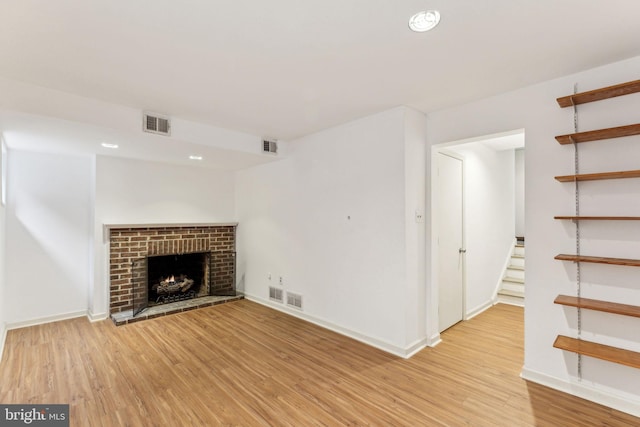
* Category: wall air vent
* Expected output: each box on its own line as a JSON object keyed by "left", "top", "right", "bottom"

{"left": 262, "top": 139, "right": 278, "bottom": 155}
{"left": 143, "top": 113, "right": 171, "bottom": 136}
{"left": 286, "top": 292, "right": 303, "bottom": 310}
{"left": 269, "top": 286, "right": 283, "bottom": 303}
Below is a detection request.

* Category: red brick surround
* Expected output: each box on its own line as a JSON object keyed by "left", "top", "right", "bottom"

{"left": 109, "top": 225, "right": 236, "bottom": 314}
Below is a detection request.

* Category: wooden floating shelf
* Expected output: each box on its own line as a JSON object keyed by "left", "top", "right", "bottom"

{"left": 554, "top": 216, "right": 640, "bottom": 221}
{"left": 555, "top": 123, "right": 640, "bottom": 145}
{"left": 555, "top": 169, "right": 640, "bottom": 182}
{"left": 553, "top": 79, "right": 640, "bottom": 374}
{"left": 554, "top": 335, "right": 640, "bottom": 369}
{"left": 554, "top": 295, "right": 640, "bottom": 318}
{"left": 555, "top": 254, "right": 640, "bottom": 267}
{"left": 557, "top": 80, "right": 640, "bottom": 108}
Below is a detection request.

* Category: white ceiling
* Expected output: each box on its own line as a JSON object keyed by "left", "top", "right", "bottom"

{"left": 1, "top": 1, "right": 640, "bottom": 165}
{"left": 0, "top": 111, "right": 273, "bottom": 170}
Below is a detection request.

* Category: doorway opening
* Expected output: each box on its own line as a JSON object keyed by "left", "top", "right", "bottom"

{"left": 430, "top": 129, "right": 525, "bottom": 337}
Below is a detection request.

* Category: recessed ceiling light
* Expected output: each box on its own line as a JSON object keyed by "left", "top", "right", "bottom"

{"left": 409, "top": 10, "right": 440, "bottom": 32}
{"left": 101, "top": 143, "right": 119, "bottom": 149}
{"left": 189, "top": 155, "right": 203, "bottom": 160}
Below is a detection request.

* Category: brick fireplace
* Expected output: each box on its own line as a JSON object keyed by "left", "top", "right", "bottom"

{"left": 108, "top": 224, "right": 237, "bottom": 314}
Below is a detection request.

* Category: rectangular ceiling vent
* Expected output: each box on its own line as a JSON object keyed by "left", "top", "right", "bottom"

{"left": 262, "top": 139, "right": 278, "bottom": 155}
{"left": 286, "top": 292, "right": 303, "bottom": 310}
{"left": 269, "top": 286, "right": 283, "bottom": 303}
{"left": 143, "top": 113, "right": 171, "bottom": 136}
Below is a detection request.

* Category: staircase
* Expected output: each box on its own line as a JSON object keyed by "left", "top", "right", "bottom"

{"left": 497, "top": 239, "right": 525, "bottom": 306}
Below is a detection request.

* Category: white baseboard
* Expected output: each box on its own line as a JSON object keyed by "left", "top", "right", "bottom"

{"left": 521, "top": 367, "right": 640, "bottom": 418}
{"left": 405, "top": 338, "right": 429, "bottom": 358}
{"left": 466, "top": 299, "right": 494, "bottom": 320}
{"left": 0, "top": 323, "right": 6, "bottom": 364}
{"left": 427, "top": 333, "right": 442, "bottom": 347}
{"left": 87, "top": 311, "right": 109, "bottom": 323}
{"left": 6, "top": 310, "right": 88, "bottom": 330}
{"left": 245, "top": 294, "right": 426, "bottom": 359}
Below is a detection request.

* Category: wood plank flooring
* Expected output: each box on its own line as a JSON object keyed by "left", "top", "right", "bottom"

{"left": 1, "top": 301, "right": 638, "bottom": 426}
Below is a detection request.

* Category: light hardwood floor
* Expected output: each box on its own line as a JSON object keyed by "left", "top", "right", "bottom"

{"left": 1, "top": 300, "right": 638, "bottom": 426}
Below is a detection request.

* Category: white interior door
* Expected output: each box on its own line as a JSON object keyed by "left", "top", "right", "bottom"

{"left": 437, "top": 153, "right": 464, "bottom": 332}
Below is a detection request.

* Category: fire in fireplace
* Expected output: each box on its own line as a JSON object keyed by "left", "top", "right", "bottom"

{"left": 153, "top": 275, "right": 194, "bottom": 300}
{"left": 147, "top": 252, "right": 208, "bottom": 305}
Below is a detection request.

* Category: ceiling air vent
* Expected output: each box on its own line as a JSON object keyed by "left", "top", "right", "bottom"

{"left": 143, "top": 113, "right": 171, "bottom": 136}
{"left": 262, "top": 139, "right": 278, "bottom": 155}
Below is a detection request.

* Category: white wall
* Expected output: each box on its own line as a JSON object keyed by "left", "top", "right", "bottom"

{"left": 445, "top": 144, "right": 515, "bottom": 316}
{"left": 403, "top": 108, "right": 427, "bottom": 349}
{"left": 427, "top": 55, "right": 640, "bottom": 414}
{"left": 91, "top": 156, "right": 237, "bottom": 317}
{"left": 515, "top": 149, "right": 525, "bottom": 237}
{"left": 95, "top": 156, "right": 235, "bottom": 224}
{"left": 5, "top": 150, "right": 93, "bottom": 325}
{"left": 0, "top": 137, "right": 7, "bottom": 359}
{"left": 236, "top": 107, "right": 427, "bottom": 355}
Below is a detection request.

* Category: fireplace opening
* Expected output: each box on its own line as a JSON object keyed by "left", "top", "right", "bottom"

{"left": 130, "top": 249, "right": 236, "bottom": 317}
{"left": 147, "top": 252, "right": 209, "bottom": 306}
